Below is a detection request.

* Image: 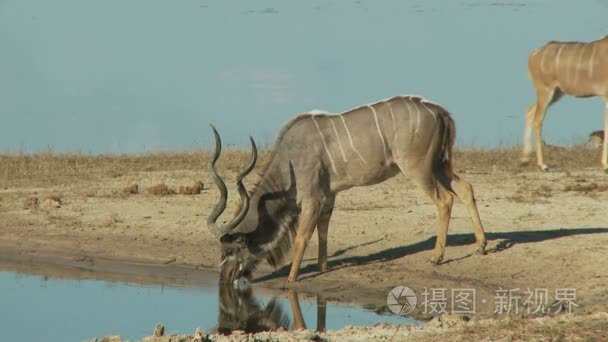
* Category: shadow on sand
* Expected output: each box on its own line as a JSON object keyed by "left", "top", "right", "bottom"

{"left": 254, "top": 227, "right": 608, "bottom": 283}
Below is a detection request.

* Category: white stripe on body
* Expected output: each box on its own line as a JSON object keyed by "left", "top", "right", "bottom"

{"left": 572, "top": 44, "right": 586, "bottom": 86}
{"left": 329, "top": 118, "right": 348, "bottom": 162}
{"left": 368, "top": 105, "right": 389, "bottom": 160}
{"left": 311, "top": 115, "right": 338, "bottom": 174}
{"left": 339, "top": 115, "right": 367, "bottom": 164}
{"left": 414, "top": 102, "right": 422, "bottom": 136}
{"left": 555, "top": 45, "right": 565, "bottom": 71}
{"left": 386, "top": 101, "right": 400, "bottom": 160}
{"left": 387, "top": 102, "right": 396, "bottom": 135}
{"left": 539, "top": 48, "right": 547, "bottom": 74}
{"left": 564, "top": 44, "right": 576, "bottom": 84}
{"left": 402, "top": 98, "right": 415, "bottom": 142}
{"left": 589, "top": 44, "right": 596, "bottom": 79}
{"left": 421, "top": 101, "right": 437, "bottom": 122}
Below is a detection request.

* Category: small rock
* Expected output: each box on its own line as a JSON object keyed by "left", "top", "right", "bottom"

{"left": 146, "top": 184, "right": 176, "bottom": 196}
{"left": 153, "top": 323, "right": 164, "bottom": 337}
{"left": 193, "top": 326, "right": 205, "bottom": 341}
{"left": 426, "top": 314, "right": 469, "bottom": 328}
{"left": 589, "top": 130, "right": 604, "bottom": 147}
{"left": 45, "top": 194, "right": 62, "bottom": 203}
{"left": 178, "top": 181, "right": 204, "bottom": 195}
{"left": 178, "top": 185, "right": 188, "bottom": 194}
{"left": 293, "top": 330, "right": 317, "bottom": 340}
{"left": 41, "top": 196, "right": 62, "bottom": 209}
{"left": 23, "top": 197, "right": 38, "bottom": 210}
{"left": 99, "top": 336, "right": 121, "bottom": 342}
{"left": 122, "top": 184, "right": 139, "bottom": 195}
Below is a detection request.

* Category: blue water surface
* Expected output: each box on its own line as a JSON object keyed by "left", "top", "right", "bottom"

{"left": 0, "top": 271, "right": 417, "bottom": 341}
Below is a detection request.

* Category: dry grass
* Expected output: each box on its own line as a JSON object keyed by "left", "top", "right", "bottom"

{"left": 452, "top": 144, "right": 599, "bottom": 173}
{"left": 0, "top": 148, "right": 272, "bottom": 186}
{"left": 0, "top": 145, "right": 600, "bottom": 186}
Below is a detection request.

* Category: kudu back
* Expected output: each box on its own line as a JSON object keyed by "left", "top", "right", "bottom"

{"left": 207, "top": 95, "right": 487, "bottom": 284}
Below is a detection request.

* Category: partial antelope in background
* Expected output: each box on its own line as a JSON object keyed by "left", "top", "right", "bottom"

{"left": 589, "top": 130, "right": 605, "bottom": 148}
{"left": 522, "top": 35, "right": 608, "bottom": 172}
{"left": 208, "top": 95, "right": 487, "bottom": 284}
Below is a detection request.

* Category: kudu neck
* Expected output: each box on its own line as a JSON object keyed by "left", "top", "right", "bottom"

{"left": 239, "top": 161, "right": 297, "bottom": 234}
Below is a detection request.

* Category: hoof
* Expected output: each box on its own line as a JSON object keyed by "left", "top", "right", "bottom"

{"left": 429, "top": 256, "right": 443, "bottom": 265}
{"left": 540, "top": 165, "right": 549, "bottom": 172}
{"left": 477, "top": 241, "right": 487, "bottom": 255}
{"left": 287, "top": 276, "right": 297, "bottom": 283}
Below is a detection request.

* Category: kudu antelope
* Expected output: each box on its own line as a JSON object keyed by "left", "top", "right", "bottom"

{"left": 214, "top": 286, "right": 325, "bottom": 334}
{"left": 207, "top": 95, "right": 487, "bottom": 284}
{"left": 522, "top": 35, "right": 608, "bottom": 172}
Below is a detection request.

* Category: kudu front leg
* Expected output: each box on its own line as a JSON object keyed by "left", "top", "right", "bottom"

{"left": 532, "top": 90, "right": 553, "bottom": 172}
{"left": 288, "top": 201, "right": 321, "bottom": 282}
{"left": 287, "top": 290, "right": 306, "bottom": 330}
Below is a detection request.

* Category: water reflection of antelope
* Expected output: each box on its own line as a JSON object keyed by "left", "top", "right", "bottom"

{"left": 522, "top": 36, "right": 608, "bottom": 172}
{"left": 207, "top": 95, "right": 487, "bottom": 285}
{"left": 213, "top": 286, "right": 326, "bottom": 335}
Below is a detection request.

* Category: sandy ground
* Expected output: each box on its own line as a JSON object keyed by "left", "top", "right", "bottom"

{"left": 1, "top": 165, "right": 608, "bottom": 338}
{"left": 121, "top": 311, "right": 608, "bottom": 341}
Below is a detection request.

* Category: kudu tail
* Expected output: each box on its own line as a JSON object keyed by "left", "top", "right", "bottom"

{"left": 439, "top": 111, "right": 456, "bottom": 178}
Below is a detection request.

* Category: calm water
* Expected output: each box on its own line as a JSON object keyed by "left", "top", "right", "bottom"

{"left": 0, "top": 270, "right": 418, "bottom": 341}
{"left": 0, "top": 1, "right": 606, "bottom": 152}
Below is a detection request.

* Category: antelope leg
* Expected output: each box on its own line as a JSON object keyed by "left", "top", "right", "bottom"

{"left": 287, "top": 201, "right": 321, "bottom": 282}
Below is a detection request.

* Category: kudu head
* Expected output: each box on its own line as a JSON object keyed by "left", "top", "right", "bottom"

{"left": 207, "top": 124, "right": 258, "bottom": 286}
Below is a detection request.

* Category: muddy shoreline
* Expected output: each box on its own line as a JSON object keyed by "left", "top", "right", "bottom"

{"left": 0, "top": 238, "right": 391, "bottom": 315}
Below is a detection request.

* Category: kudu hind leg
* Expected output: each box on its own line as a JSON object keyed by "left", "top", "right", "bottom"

{"left": 603, "top": 100, "right": 608, "bottom": 172}
{"left": 521, "top": 103, "right": 536, "bottom": 165}
{"left": 414, "top": 175, "right": 453, "bottom": 264}
{"left": 445, "top": 174, "right": 487, "bottom": 254}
